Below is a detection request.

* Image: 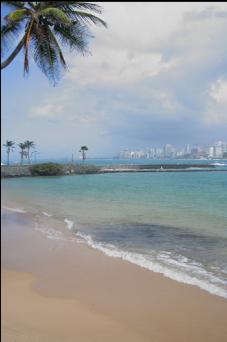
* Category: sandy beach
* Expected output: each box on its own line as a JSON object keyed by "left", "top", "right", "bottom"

{"left": 2, "top": 207, "right": 227, "bottom": 342}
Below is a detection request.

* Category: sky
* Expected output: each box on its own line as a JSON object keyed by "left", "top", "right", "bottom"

{"left": 2, "top": 2, "right": 227, "bottom": 160}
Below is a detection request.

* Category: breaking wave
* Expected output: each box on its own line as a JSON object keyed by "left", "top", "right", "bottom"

{"left": 76, "top": 231, "right": 227, "bottom": 299}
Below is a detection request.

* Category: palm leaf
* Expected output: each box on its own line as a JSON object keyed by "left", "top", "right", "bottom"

{"left": 40, "top": 7, "right": 72, "bottom": 25}
{"left": 1, "top": 21, "right": 22, "bottom": 54}
{"left": 53, "top": 22, "right": 88, "bottom": 53}
{"left": 6, "top": 9, "right": 29, "bottom": 22}
{"left": 67, "top": 10, "right": 107, "bottom": 27}
{"left": 40, "top": 2, "right": 106, "bottom": 27}
{"left": 24, "top": 19, "right": 35, "bottom": 74}
{"left": 27, "top": 2, "right": 37, "bottom": 9}
{"left": 31, "top": 24, "right": 61, "bottom": 84}
{"left": 46, "top": 27, "right": 66, "bottom": 68}
{"left": 3, "top": 140, "right": 15, "bottom": 147}
{"left": 41, "top": 2, "right": 103, "bottom": 14}
{"left": 67, "top": 3, "right": 103, "bottom": 14}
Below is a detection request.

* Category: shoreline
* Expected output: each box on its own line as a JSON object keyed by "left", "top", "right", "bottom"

{"left": 2, "top": 207, "right": 227, "bottom": 341}
{"left": 2, "top": 162, "right": 226, "bottom": 178}
{"left": 2, "top": 201, "right": 227, "bottom": 299}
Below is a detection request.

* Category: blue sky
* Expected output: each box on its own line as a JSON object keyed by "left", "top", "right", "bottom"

{"left": 2, "top": 2, "right": 227, "bottom": 160}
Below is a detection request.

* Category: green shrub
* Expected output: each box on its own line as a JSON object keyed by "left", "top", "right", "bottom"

{"left": 30, "top": 163, "right": 64, "bottom": 176}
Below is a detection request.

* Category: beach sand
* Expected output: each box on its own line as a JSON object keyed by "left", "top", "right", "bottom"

{"left": 2, "top": 208, "right": 227, "bottom": 342}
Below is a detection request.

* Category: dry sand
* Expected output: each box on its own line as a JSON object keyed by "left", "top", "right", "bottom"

{"left": 1, "top": 209, "right": 227, "bottom": 342}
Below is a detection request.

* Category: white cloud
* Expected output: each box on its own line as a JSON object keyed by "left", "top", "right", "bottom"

{"left": 203, "top": 78, "right": 227, "bottom": 125}
{"left": 67, "top": 50, "right": 179, "bottom": 85}
{"left": 65, "top": 2, "right": 227, "bottom": 86}
{"left": 209, "top": 78, "right": 227, "bottom": 104}
{"left": 28, "top": 104, "right": 64, "bottom": 119}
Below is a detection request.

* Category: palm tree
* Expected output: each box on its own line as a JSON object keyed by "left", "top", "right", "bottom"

{"left": 24, "top": 140, "right": 35, "bottom": 164}
{"left": 1, "top": 2, "right": 107, "bottom": 84}
{"left": 30, "top": 150, "right": 38, "bottom": 164}
{"left": 18, "top": 142, "right": 27, "bottom": 164}
{"left": 3, "top": 140, "right": 15, "bottom": 165}
{"left": 79, "top": 145, "right": 88, "bottom": 162}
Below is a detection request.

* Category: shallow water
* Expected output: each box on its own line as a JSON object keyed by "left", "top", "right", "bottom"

{"left": 2, "top": 160, "right": 227, "bottom": 298}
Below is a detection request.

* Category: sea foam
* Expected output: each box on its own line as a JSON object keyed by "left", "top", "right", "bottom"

{"left": 64, "top": 218, "right": 74, "bottom": 230}
{"left": 2, "top": 206, "right": 26, "bottom": 213}
{"left": 42, "top": 211, "right": 53, "bottom": 217}
{"left": 212, "top": 162, "right": 227, "bottom": 166}
{"left": 76, "top": 231, "right": 227, "bottom": 299}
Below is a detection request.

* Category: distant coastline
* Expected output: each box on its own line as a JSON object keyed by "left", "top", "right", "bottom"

{"left": 2, "top": 162, "right": 226, "bottom": 178}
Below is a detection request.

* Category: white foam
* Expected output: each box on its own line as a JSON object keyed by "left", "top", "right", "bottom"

{"left": 3, "top": 206, "right": 26, "bottom": 213}
{"left": 76, "top": 232, "right": 227, "bottom": 299}
{"left": 35, "top": 225, "right": 76, "bottom": 242}
{"left": 64, "top": 218, "right": 74, "bottom": 230}
{"left": 188, "top": 167, "right": 204, "bottom": 170}
{"left": 42, "top": 211, "right": 53, "bottom": 217}
{"left": 212, "top": 163, "right": 227, "bottom": 166}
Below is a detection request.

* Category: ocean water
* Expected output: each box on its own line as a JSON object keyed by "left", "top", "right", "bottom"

{"left": 2, "top": 159, "right": 227, "bottom": 298}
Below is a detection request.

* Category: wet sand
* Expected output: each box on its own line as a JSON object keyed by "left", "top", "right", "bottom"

{"left": 2, "top": 208, "right": 227, "bottom": 342}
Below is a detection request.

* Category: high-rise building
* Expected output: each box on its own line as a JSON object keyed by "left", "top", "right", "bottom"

{"left": 163, "top": 144, "right": 174, "bottom": 158}
{"left": 208, "top": 146, "right": 214, "bottom": 158}
{"left": 185, "top": 144, "right": 191, "bottom": 155}
{"left": 214, "top": 146, "right": 223, "bottom": 158}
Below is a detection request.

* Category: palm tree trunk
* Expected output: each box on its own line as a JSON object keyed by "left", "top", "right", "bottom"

{"left": 20, "top": 152, "right": 23, "bottom": 165}
{"left": 1, "top": 37, "right": 25, "bottom": 69}
{"left": 7, "top": 149, "right": 10, "bottom": 166}
{"left": 28, "top": 148, "right": 30, "bottom": 164}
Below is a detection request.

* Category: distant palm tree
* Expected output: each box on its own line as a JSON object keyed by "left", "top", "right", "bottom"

{"left": 24, "top": 140, "right": 35, "bottom": 164}
{"left": 30, "top": 150, "right": 38, "bottom": 164}
{"left": 18, "top": 142, "right": 27, "bottom": 165}
{"left": 3, "top": 140, "right": 15, "bottom": 165}
{"left": 1, "top": 2, "right": 107, "bottom": 84}
{"left": 79, "top": 145, "right": 88, "bottom": 162}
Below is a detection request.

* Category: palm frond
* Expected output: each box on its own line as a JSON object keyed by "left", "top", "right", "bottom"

{"left": 1, "top": 21, "right": 22, "bottom": 54}
{"left": 63, "top": 9, "right": 107, "bottom": 27}
{"left": 24, "top": 19, "right": 35, "bottom": 74}
{"left": 27, "top": 2, "right": 37, "bottom": 9}
{"left": 67, "top": 3, "right": 103, "bottom": 14}
{"left": 41, "top": 2, "right": 103, "bottom": 14}
{"left": 46, "top": 27, "right": 66, "bottom": 69}
{"left": 24, "top": 140, "right": 35, "bottom": 147}
{"left": 6, "top": 9, "right": 29, "bottom": 22}
{"left": 18, "top": 142, "right": 26, "bottom": 149}
{"left": 40, "top": 7, "right": 71, "bottom": 25}
{"left": 3, "top": 140, "right": 15, "bottom": 147}
{"left": 53, "top": 22, "right": 88, "bottom": 53}
{"left": 39, "top": 2, "right": 106, "bottom": 26}
{"left": 31, "top": 24, "right": 61, "bottom": 84}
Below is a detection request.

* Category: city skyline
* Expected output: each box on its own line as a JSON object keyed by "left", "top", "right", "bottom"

{"left": 116, "top": 139, "right": 227, "bottom": 159}
{"left": 2, "top": 139, "right": 227, "bottom": 164}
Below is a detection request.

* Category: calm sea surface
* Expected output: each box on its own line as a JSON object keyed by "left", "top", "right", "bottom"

{"left": 2, "top": 159, "right": 227, "bottom": 298}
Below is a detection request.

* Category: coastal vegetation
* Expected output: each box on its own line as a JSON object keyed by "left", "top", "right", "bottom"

{"left": 30, "top": 162, "right": 64, "bottom": 176}
{"left": 1, "top": 1, "right": 107, "bottom": 84}
{"left": 1, "top": 162, "right": 100, "bottom": 178}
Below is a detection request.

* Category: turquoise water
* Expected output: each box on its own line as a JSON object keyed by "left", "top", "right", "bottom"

{"left": 2, "top": 162, "right": 227, "bottom": 298}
